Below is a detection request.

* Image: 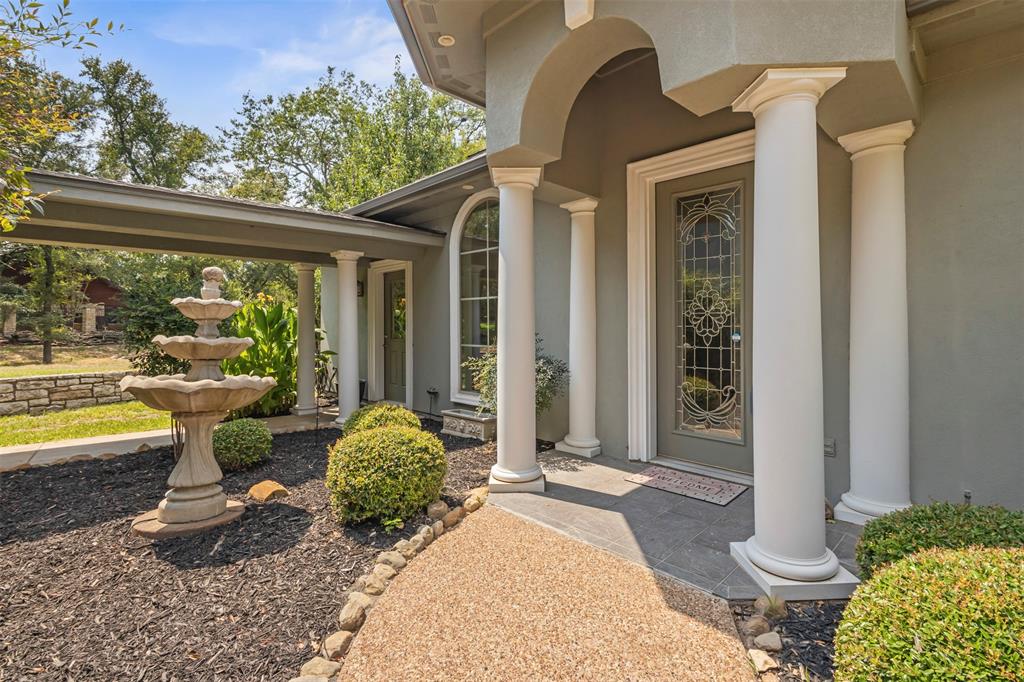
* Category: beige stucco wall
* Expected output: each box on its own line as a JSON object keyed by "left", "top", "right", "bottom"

{"left": 905, "top": 56, "right": 1024, "bottom": 508}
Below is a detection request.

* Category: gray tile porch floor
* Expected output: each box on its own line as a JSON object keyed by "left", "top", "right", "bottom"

{"left": 489, "top": 450, "right": 863, "bottom": 599}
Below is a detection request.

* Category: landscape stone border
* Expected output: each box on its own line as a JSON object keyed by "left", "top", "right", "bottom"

{"left": 289, "top": 486, "right": 490, "bottom": 682}
{"left": 0, "top": 370, "right": 134, "bottom": 416}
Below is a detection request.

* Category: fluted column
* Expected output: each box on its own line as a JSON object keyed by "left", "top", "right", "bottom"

{"left": 730, "top": 68, "right": 847, "bottom": 587}
{"left": 488, "top": 167, "right": 545, "bottom": 492}
{"left": 835, "top": 121, "right": 915, "bottom": 524}
{"left": 292, "top": 263, "right": 318, "bottom": 416}
{"left": 331, "top": 250, "right": 363, "bottom": 424}
{"left": 556, "top": 197, "right": 601, "bottom": 458}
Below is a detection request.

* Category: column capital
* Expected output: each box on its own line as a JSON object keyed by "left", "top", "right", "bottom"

{"left": 490, "top": 167, "right": 542, "bottom": 189}
{"left": 294, "top": 262, "right": 317, "bottom": 272}
{"left": 838, "top": 120, "right": 915, "bottom": 159}
{"left": 330, "top": 249, "right": 363, "bottom": 263}
{"left": 732, "top": 67, "right": 847, "bottom": 116}
{"left": 560, "top": 197, "right": 599, "bottom": 215}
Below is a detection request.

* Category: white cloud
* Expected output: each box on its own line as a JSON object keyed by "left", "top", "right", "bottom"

{"left": 153, "top": 1, "right": 410, "bottom": 96}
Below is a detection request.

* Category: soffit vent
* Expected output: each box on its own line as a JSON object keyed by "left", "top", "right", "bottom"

{"left": 448, "top": 77, "right": 471, "bottom": 89}
{"left": 419, "top": 3, "right": 438, "bottom": 24}
{"left": 435, "top": 54, "right": 451, "bottom": 69}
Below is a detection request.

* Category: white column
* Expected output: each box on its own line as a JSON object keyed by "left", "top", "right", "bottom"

{"left": 292, "top": 263, "right": 318, "bottom": 416}
{"left": 835, "top": 121, "right": 915, "bottom": 524}
{"left": 730, "top": 68, "right": 849, "bottom": 590}
{"left": 556, "top": 197, "right": 601, "bottom": 458}
{"left": 488, "top": 167, "right": 545, "bottom": 492}
{"left": 331, "top": 250, "right": 363, "bottom": 425}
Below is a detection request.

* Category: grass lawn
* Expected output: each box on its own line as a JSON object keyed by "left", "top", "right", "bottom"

{"left": 0, "top": 401, "right": 171, "bottom": 447}
{"left": 0, "top": 344, "right": 132, "bottom": 378}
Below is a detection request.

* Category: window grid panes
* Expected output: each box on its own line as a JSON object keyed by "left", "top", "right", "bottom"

{"left": 459, "top": 199, "right": 499, "bottom": 392}
{"left": 675, "top": 182, "right": 744, "bottom": 442}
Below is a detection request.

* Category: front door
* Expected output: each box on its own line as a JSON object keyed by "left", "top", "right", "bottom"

{"left": 655, "top": 162, "right": 754, "bottom": 475}
{"left": 383, "top": 270, "right": 407, "bottom": 402}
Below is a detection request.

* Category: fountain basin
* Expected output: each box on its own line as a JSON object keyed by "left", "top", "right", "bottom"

{"left": 171, "top": 297, "right": 242, "bottom": 322}
{"left": 152, "top": 335, "right": 254, "bottom": 361}
{"left": 120, "top": 375, "right": 277, "bottom": 413}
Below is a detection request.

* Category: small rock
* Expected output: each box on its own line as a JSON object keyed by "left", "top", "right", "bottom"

{"left": 408, "top": 534, "right": 425, "bottom": 554}
{"left": 393, "top": 539, "right": 416, "bottom": 559}
{"left": 299, "top": 657, "right": 341, "bottom": 677}
{"left": 754, "top": 631, "right": 783, "bottom": 652}
{"left": 376, "top": 551, "right": 407, "bottom": 570}
{"left": 288, "top": 677, "right": 328, "bottom": 682}
{"left": 323, "top": 630, "right": 354, "bottom": 659}
{"left": 747, "top": 649, "right": 778, "bottom": 673}
{"left": 360, "top": 574, "right": 387, "bottom": 596}
{"left": 432, "top": 520, "right": 444, "bottom": 537}
{"left": 463, "top": 495, "right": 482, "bottom": 513}
{"left": 338, "top": 592, "right": 374, "bottom": 631}
{"left": 741, "top": 614, "right": 771, "bottom": 637}
{"left": 468, "top": 485, "right": 489, "bottom": 502}
{"left": 372, "top": 563, "right": 397, "bottom": 582}
{"left": 248, "top": 480, "right": 289, "bottom": 502}
{"left": 442, "top": 507, "right": 465, "bottom": 528}
{"left": 427, "top": 500, "right": 449, "bottom": 520}
{"left": 753, "top": 595, "right": 788, "bottom": 620}
{"left": 417, "top": 524, "right": 434, "bottom": 546}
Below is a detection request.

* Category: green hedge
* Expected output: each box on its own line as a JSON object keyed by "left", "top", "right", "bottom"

{"left": 326, "top": 425, "right": 446, "bottom": 529}
{"left": 213, "top": 418, "right": 272, "bottom": 471}
{"left": 835, "top": 547, "right": 1024, "bottom": 681}
{"left": 856, "top": 501, "right": 1024, "bottom": 577}
{"left": 342, "top": 403, "right": 421, "bottom": 436}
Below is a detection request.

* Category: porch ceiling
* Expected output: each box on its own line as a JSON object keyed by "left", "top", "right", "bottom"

{"left": 6, "top": 171, "right": 445, "bottom": 264}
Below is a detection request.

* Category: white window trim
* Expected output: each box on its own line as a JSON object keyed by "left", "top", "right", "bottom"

{"left": 449, "top": 188, "right": 500, "bottom": 406}
{"left": 367, "top": 259, "right": 414, "bottom": 408}
{"left": 625, "top": 129, "right": 755, "bottom": 461}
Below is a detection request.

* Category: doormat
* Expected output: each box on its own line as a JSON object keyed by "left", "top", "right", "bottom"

{"left": 625, "top": 467, "right": 748, "bottom": 506}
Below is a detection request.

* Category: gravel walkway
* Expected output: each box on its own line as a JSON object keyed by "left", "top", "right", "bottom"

{"left": 0, "top": 419, "right": 493, "bottom": 681}
{"left": 340, "top": 505, "right": 753, "bottom": 682}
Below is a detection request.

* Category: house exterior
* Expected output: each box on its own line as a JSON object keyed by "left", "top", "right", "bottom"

{"left": 317, "top": 0, "right": 1024, "bottom": 596}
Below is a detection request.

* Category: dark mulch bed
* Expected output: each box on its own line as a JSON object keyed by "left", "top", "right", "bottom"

{"left": 0, "top": 419, "right": 493, "bottom": 681}
{"left": 731, "top": 599, "right": 849, "bottom": 681}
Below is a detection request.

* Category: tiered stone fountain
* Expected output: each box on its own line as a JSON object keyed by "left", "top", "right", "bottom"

{"left": 121, "top": 267, "right": 276, "bottom": 538}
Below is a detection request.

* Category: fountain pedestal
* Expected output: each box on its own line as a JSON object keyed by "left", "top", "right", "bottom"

{"left": 122, "top": 267, "right": 276, "bottom": 539}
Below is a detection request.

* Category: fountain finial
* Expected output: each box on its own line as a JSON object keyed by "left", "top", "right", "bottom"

{"left": 201, "top": 266, "right": 226, "bottom": 300}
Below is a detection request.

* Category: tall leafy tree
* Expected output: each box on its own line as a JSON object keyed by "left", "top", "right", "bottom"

{"left": 23, "top": 245, "right": 87, "bottom": 362}
{"left": 0, "top": 0, "right": 115, "bottom": 230}
{"left": 80, "top": 57, "right": 217, "bottom": 188}
{"left": 222, "top": 59, "right": 484, "bottom": 211}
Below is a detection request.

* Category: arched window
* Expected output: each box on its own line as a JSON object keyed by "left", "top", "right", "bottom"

{"left": 450, "top": 190, "right": 499, "bottom": 403}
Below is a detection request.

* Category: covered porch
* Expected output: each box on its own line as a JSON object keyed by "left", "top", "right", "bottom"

{"left": 10, "top": 170, "right": 444, "bottom": 424}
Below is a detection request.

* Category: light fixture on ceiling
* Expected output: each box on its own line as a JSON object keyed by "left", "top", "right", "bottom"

{"left": 438, "top": 34, "right": 456, "bottom": 47}
{"left": 461, "top": 184, "right": 474, "bottom": 191}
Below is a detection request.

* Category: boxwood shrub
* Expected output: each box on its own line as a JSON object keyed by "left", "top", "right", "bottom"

{"left": 856, "top": 501, "right": 1024, "bottom": 577}
{"left": 835, "top": 547, "right": 1024, "bottom": 681}
{"left": 326, "top": 425, "right": 446, "bottom": 529}
{"left": 213, "top": 418, "right": 272, "bottom": 471}
{"left": 341, "top": 402, "right": 421, "bottom": 436}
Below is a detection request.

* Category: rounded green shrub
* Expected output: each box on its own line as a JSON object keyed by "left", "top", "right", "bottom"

{"left": 856, "top": 501, "right": 1024, "bottom": 577}
{"left": 835, "top": 547, "right": 1024, "bottom": 681}
{"left": 212, "top": 417, "right": 272, "bottom": 471}
{"left": 341, "top": 402, "right": 421, "bottom": 436}
{"left": 326, "top": 426, "right": 446, "bottom": 528}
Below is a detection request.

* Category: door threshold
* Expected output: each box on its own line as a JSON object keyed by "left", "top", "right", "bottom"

{"left": 650, "top": 456, "right": 754, "bottom": 487}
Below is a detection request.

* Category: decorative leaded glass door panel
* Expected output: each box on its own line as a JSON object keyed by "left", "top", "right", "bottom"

{"left": 656, "top": 162, "right": 754, "bottom": 476}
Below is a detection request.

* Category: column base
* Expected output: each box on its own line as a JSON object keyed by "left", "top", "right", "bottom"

{"left": 488, "top": 472, "right": 546, "bottom": 493}
{"left": 555, "top": 439, "right": 601, "bottom": 458}
{"left": 835, "top": 492, "right": 910, "bottom": 525}
{"left": 332, "top": 417, "right": 346, "bottom": 430}
{"left": 730, "top": 541, "right": 859, "bottom": 600}
{"left": 290, "top": 405, "right": 319, "bottom": 417}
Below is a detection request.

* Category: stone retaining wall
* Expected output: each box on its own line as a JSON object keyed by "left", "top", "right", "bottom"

{"left": 0, "top": 371, "right": 134, "bottom": 416}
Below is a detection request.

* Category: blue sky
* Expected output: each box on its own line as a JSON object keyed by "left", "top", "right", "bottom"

{"left": 38, "top": 0, "right": 411, "bottom": 133}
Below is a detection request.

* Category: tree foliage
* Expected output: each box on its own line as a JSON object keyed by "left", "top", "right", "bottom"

{"left": 222, "top": 59, "right": 484, "bottom": 210}
{"left": 0, "top": 0, "right": 116, "bottom": 230}
{"left": 80, "top": 57, "right": 218, "bottom": 188}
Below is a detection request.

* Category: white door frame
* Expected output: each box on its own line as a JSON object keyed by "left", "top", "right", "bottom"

{"left": 367, "top": 259, "right": 414, "bottom": 407}
{"left": 625, "top": 129, "right": 755, "bottom": 461}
